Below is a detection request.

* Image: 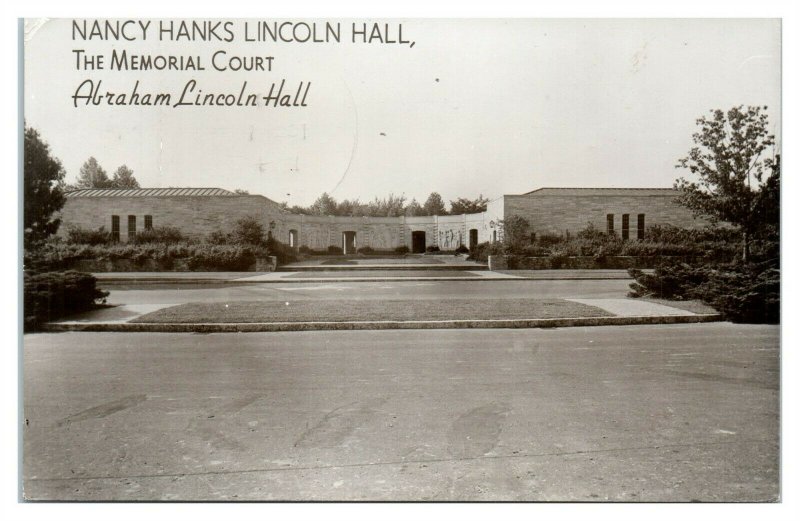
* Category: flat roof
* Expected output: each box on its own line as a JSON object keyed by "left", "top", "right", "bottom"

{"left": 520, "top": 187, "right": 679, "bottom": 197}
{"left": 65, "top": 188, "right": 239, "bottom": 198}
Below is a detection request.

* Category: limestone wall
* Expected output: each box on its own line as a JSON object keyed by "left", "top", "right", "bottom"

{"left": 59, "top": 195, "right": 285, "bottom": 242}
{"left": 502, "top": 192, "right": 706, "bottom": 238}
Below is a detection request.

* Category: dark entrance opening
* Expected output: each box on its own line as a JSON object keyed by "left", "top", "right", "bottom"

{"left": 469, "top": 229, "right": 478, "bottom": 250}
{"left": 342, "top": 231, "right": 357, "bottom": 254}
{"left": 411, "top": 231, "right": 426, "bottom": 253}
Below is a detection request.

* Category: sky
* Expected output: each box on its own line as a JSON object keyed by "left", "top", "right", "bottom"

{"left": 23, "top": 18, "right": 781, "bottom": 207}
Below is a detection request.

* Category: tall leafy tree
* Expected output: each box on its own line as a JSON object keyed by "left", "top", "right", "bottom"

{"left": 450, "top": 195, "right": 489, "bottom": 214}
{"left": 24, "top": 126, "right": 66, "bottom": 246}
{"left": 404, "top": 198, "right": 423, "bottom": 217}
{"left": 337, "top": 198, "right": 364, "bottom": 216}
{"left": 367, "top": 193, "right": 407, "bottom": 217}
{"left": 74, "top": 157, "right": 112, "bottom": 189}
{"left": 111, "top": 165, "right": 140, "bottom": 189}
{"left": 422, "top": 192, "right": 447, "bottom": 216}
{"left": 309, "top": 192, "right": 339, "bottom": 216}
{"left": 675, "top": 105, "right": 777, "bottom": 261}
{"left": 754, "top": 154, "right": 780, "bottom": 233}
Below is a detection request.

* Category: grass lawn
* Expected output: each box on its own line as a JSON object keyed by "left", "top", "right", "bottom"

{"left": 286, "top": 270, "right": 474, "bottom": 278}
{"left": 132, "top": 298, "right": 612, "bottom": 324}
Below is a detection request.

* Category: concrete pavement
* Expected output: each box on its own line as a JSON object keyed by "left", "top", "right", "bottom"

{"left": 92, "top": 269, "right": 642, "bottom": 284}
{"left": 279, "top": 255, "right": 487, "bottom": 271}
{"left": 22, "top": 323, "right": 779, "bottom": 501}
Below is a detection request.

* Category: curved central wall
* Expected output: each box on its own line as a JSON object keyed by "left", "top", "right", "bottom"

{"left": 271, "top": 212, "right": 494, "bottom": 252}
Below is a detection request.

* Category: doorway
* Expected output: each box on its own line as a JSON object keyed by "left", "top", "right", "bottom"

{"left": 469, "top": 229, "right": 478, "bottom": 250}
{"left": 411, "top": 231, "right": 426, "bottom": 253}
{"left": 342, "top": 231, "right": 357, "bottom": 254}
{"left": 289, "top": 229, "right": 298, "bottom": 250}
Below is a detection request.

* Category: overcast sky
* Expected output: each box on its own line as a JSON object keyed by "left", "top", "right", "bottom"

{"left": 24, "top": 18, "right": 781, "bottom": 207}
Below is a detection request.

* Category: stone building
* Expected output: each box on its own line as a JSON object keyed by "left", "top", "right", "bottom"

{"left": 59, "top": 186, "right": 705, "bottom": 252}
{"left": 483, "top": 188, "right": 705, "bottom": 242}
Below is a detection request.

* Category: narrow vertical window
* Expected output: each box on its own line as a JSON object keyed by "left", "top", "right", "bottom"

{"left": 637, "top": 214, "right": 645, "bottom": 240}
{"left": 606, "top": 214, "right": 615, "bottom": 235}
{"left": 144, "top": 215, "right": 153, "bottom": 230}
{"left": 111, "top": 215, "right": 120, "bottom": 242}
{"left": 530, "top": 232, "right": 536, "bottom": 244}
{"left": 622, "top": 214, "right": 630, "bottom": 240}
{"left": 128, "top": 215, "right": 136, "bottom": 239}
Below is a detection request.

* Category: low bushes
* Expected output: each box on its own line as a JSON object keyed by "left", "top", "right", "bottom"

{"left": 46, "top": 216, "right": 297, "bottom": 269}
{"left": 473, "top": 221, "right": 740, "bottom": 264}
{"left": 133, "top": 226, "right": 184, "bottom": 244}
{"left": 67, "top": 225, "right": 186, "bottom": 246}
{"left": 206, "top": 216, "right": 267, "bottom": 247}
{"left": 30, "top": 242, "right": 269, "bottom": 271}
{"left": 24, "top": 271, "right": 109, "bottom": 331}
{"left": 395, "top": 245, "right": 410, "bottom": 254}
{"left": 268, "top": 239, "right": 297, "bottom": 265}
{"left": 628, "top": 260, "right": 779, "bottom": 323}
{"left": 186, "top": 245, "right": 261, "bottom": 271}
{"left": 468, "top": 241, "right": 504, "bottom": 262}
{"left": 327, "top": 245, "right": 344, "bottom": 255}
{"left": 66, "top": 226, "right": 112, "bottom": 245}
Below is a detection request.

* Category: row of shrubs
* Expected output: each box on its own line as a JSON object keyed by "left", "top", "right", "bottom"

{"left": 468, "top": 223, "right": 748, "bottom": 264}
{"left": 51, "top": 217, "right": 298, "bottom": 269}
{"left": 67, "top": 225, "right": 186, "bottom": 245}
{"left": 27, "top": 241, "right": 273, "bottom": 272}
{"left": 628, "top": 260, "right": 779, "bottom": 323}
{"left": 66, "top": 219, "right": 274, "bottom": 248}
{"left": 24, "top": 271, "right": 109, "bottom": 332}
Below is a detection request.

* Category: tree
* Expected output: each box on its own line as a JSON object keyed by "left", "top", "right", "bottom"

{"left": 422, "top": 192, "right": 447, "bottom": 216}
{"left": 366, "top": 193, "right": 406, "bottom": 217}
{"left": 24, "top": 126, "right": 66, "bottom": 246}
{"left": 231, "top": 215, "right": 266, "bottom": 245}
{"left": 309, "top": 192, "right": 338, "bottom": 216}
{"left": 450, "top": 194, "right": 489, "bottom": 214}
{"left": 337, "top": 198, "right": 363, "bottom": 216}
{"left": 111, "top": 165, "right": 140, "bottom": 189}
{"left": 753, "top": 154, "right": 780, "bottom": 233}
{"left": 499, "top": 215, "right": 530, "bottom": 253}
{"left": 675, "top": 106, "right": 777, "bottom": 261}
{"left": 74, "top": 157, "right": 111, "bottom": 189}
{"left": 404, "top": 198, "right": 423, "bottom": 216}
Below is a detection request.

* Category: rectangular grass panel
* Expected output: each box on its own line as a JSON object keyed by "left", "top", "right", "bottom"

{"left": 132, "top": 298, "right": 612, "bottom": 324}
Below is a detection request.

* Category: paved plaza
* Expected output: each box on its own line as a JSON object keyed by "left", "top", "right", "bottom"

{"left": 23, "top": 324, "right": 779, "bottom": 501}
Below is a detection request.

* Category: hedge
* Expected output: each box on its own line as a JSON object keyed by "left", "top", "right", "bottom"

{"left": 24, "top": 271, "right": 109, "bottom": 331}
{"left": 27, "top": 242, "right": 270, "bottom": 272}
{"left": 474, "top": 222, "right": 743, "bottom": 264}
{"left": 628, "top": 260, "right": 779, "bottom": 324}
